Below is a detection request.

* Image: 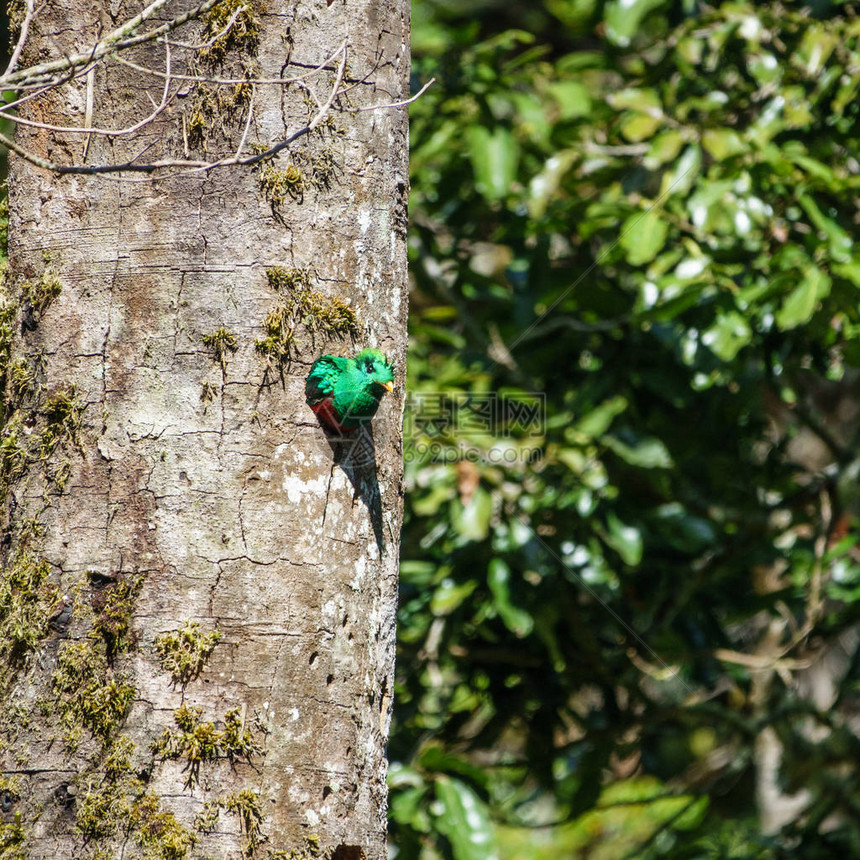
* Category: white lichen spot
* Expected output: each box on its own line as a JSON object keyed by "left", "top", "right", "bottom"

{"left": 357, "top": 209, "right": 373, "bottom": 235}
{"left": 282, "top": 473, "right": 328, "bottom": 504}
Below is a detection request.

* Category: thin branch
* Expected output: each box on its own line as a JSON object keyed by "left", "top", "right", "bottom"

{"left": 2, "top": 0, "right": 36, "bottom": 79}
{"left": 349, "top": 77, "right": 437, "bottom": 113}
{"left": 166, "top": 3, "right": 244, "bottom": 50}
{"left": 111, "top": 43, "right": 346, "bottom": 88}
{"left": 0, "top": 0, "right": 218, "bottom": 89}
{"left": 5, "top": 38, "right": 174, "bottom": 137}
{"left": 82, "top": 66, "right": 95, "bottom": 160}
{"left": 0, "top": 13, "right": 434, "bottom": 182}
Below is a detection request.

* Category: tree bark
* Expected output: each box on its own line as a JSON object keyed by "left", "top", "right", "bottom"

{"left": 0, "top": 2, "right": 409, "bottom": 858}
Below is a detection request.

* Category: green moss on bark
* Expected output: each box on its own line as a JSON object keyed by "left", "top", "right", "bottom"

{"left": 154, "top": 621, "right": 222, "bottom": 686}
{"left": 255, "top": 267, "right": 359, "bottom": 369}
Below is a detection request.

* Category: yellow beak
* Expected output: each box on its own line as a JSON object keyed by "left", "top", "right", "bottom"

{"left": 382, "top": 381, "right": 394, "bottom": 393}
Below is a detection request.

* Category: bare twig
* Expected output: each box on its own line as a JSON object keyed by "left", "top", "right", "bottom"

{"left": 112, "top": 43, "right": 347, "bottom": 88}
{"left": 349, "top": 77, "right": 436, "bottom": 113}
{"left": 2, "top": 0, "right": 36, "bottom": 79}
{"left": 7, "top": 38, "right": 174, "bottom": 138}
{"left": 82, "top": 66, "right": 95, "bottom": 160}
{"left": 166, "top": 3, "right": 244, "bottom": 50}
{"left": 0, "top": 0, "right": 218, "bottom": 89}
{"left": 0, "top": 0, "right": 432, "bottom": 182}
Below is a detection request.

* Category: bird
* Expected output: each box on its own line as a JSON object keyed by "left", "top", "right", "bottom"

{"left": 305, "top": 348, "right": 394, "bottom": 435}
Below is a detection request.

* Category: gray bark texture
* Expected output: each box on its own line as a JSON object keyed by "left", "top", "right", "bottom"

{"left": 0, "top": 2, "right": 409, "bottom": 858}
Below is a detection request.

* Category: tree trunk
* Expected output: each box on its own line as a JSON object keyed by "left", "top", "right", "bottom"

{"left": 0, "top": 2, "right": 409, "bottom": 858}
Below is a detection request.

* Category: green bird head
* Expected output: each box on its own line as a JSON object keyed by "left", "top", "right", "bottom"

{"left": 306, "top": 348, "right": 395, "bottom": 432}
{"left": 354, "top": 348, "right": 395, "bottom": 393}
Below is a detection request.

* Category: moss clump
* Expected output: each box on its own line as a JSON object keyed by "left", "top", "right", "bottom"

{"left": 0, "top": 183, "right": 8, "bottom": 253}
{"left": 259, "top": 163, "right": 306, "bottom": 212}
{"left": 0, "top": 811, "right": 27, "bottom": 860}
{"left": 5, "top": 357, "right": 35, "bottom": 404}
{"left": 0, "top": 413, "right": 28, "bottom": 498}
{"left": 0, "top": 545, "right": 57, "bottom": 677}
{"left": 255, "top": 304, "right": 295, "bottom": 367}
{"left": 53, "top": 641, "right": 136, "bottom": 741}
{"left": 291, "top": 146, "right": 340, "bottom": 193}
{"left": 0, "top": 384, "right": 84, "bottom": 501}
{"left": 200, "top": 380, "right": 217, "bottom": 406}
{"left": 202, "top": 326, "right": 238, "bottom": 370}
{"left": 199, "top": 0, "right": 263, "bottom": 64}
{"left": 268, "top": 835, "right": 322, "bottom": 860}
{"left": 129, "top": 792, "right": 198, "bottom": 860}
{"left": 151, "top": 704, "right": 261, "bottom": 788}
{"left": 255, "top": 267, "right": 359, "bottom": 368}
{"left": 52, "top": 574, "right": 141, "bottom": 742}
{"left": 154, "top": 621, "right": 222, "bottom": 686}
{"left": 21, "top": 266, "right": 62, "bottom": 319}
{"left": 187, "top": 78, "right": 254, "bottom": 151}
{"left": 184, "top": 0, "right": 262, "bottom": 148}
{"left": 40, "top": 386, "right": 82, "bottom": 451}
{"left": 91, "top": 573, "right": 144, "bottom": 658}
{"left": 0, "top": 296, "right": 18, "bottom": 424}
{"left": 195, "top": 789, "right": 263, "bottom": 859}
{"left": 265, "top": 268, "right": 312, "bottom": 292}
{"left": 76, "top": 738, "right": 198, "bottom": 860}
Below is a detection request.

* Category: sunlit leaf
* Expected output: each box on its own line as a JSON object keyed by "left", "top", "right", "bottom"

{"left": 548, "top": 81, "right": 592, "bottom": 119}
{"left": 434, "top": 777, "right": 499, "bottom": 860}
{"left": 604, "top": 512, "right": 643, "bottom": 566}
{"left": 467, "top": 126, "right": 518, "bottom": 202}
{"left": 604, "top": 0, "right": 670, "bottom": 47}
{"left": 619, "top": 210, "right": 669, "bottom": 266}
{"left": 487, "top": 558, "right": 534, "bottom": 637}
{"left": 775, "top": 266, "right": 832, "bottom": 329}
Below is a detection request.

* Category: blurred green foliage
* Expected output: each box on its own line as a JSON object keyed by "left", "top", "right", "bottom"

{"left": 395, "top": 0, "right": 860, "bottom": 857}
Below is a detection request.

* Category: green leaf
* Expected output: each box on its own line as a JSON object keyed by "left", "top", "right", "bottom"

{"left": 434, "top": 777, "right": 499, "bottom": 860}
{"left": 646, "top": 130, "right": 684, "bottom": 167}
{"left": 574, "top": 396, "right": 628, "bottom": 438}
{"left": 547, "top": 0, "right": 599, "bottom": 29}
{"left": 832, "top": 259, "right": 860, "bottom": 288}
{"left": 430, "top": 578, "right": 478, "bottom": 616}
{"left": 619, "top": 210, "right": 669, "bottom": 266}
{"left": 798, "top": 193, "right": 852, "bottom": 262}
{"left": 608, "top": 88, "right": 661, "bottom": 113}
{"left": 702, "top": 311, "right": 753, "bottom": 361}
{"left": 467, "top": 126, "right": 518, "bottom": 203}
{"left": 604, "top": 0, "right": 670, "bottom": 47}
{"left": 659, "top": 144, "right": 701, "bottom": 198}
{"left": 487, "top": 559, "right": 534, "bottom": 637}
{"left": 605, "top": 434, "right": 673, "bottom": 469}
{"left": 451, "top": 486, "right": 492, "bottom": 541}
{"left": 529, "top": 149, "right": 577, "bottom": 218}
{"left": 604, "top": 512, "right": 643, "bottom": 566}
{"left": 775, "top": 266, "right": 832, "bottom": 330}
{"left": 419, "top": 747, "right": 490, "bottom": 789}
{"left": 797, "top": 25, "right": 838, "bottom": 76}
{"left": 620, "top": 112, "right": 661, "bottom": 142}
{"left": 547, "top": 81, "right": 592, "bottom": 119}
{"left": 701, "top": 128, "right": 745, "bottom": 161}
